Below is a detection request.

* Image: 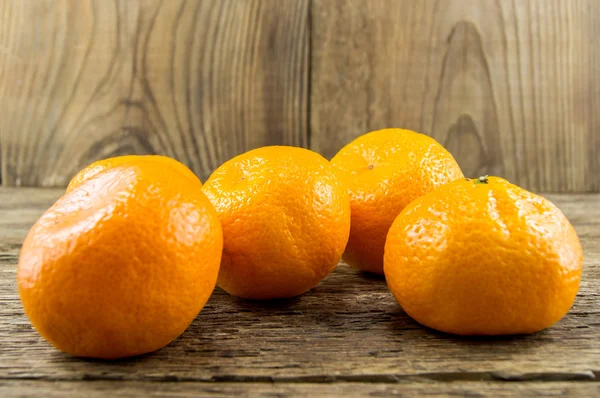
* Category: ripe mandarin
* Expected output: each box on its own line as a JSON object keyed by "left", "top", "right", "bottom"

{"left": 18, "top": 156, "right": 222, "bottom": 359}
{"left": 384, "top": 176, "right": 583, "bottom": 335}
{"left": 202, "top": 146, "right": 351, "bottom": 299}
{"left": 331, "top": 128, "right": 463, "bottom": 274}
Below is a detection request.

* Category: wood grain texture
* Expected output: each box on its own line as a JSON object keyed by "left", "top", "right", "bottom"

{"left": 1, "top": 381, "right": 599, "bottom": 398}
{"left": 0, "top": 188, "right": 599, "bottom": 396}
{"left": 311, "top": 0, "right": 600, "bottom": 193}
{"left": 0, "top": 0, "right": 309, "bottom": 187}
{"left": 0, "top": 0, "right": 598, "bottom": 192}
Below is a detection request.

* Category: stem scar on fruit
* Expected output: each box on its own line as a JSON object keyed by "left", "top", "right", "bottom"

{"left": 475, "top": 175, "right": 489, "bottom": 184}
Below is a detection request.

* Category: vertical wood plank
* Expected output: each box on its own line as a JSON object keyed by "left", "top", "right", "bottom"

{"left": 0, "top": 0, "right": 309, "bottom": 186}
{"left": 0, "top": 0, "right": 26, "bottom": 186}
{"left": 311, "top": 0, "right": 599, "bottom": 193}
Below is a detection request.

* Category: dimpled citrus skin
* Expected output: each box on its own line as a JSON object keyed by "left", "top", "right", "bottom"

{"left": 330, "top": 128, "right": 464, "bottom": 274}
{"left": 384, "top": 177, "right": 583, "bottom": 335}
{"left": 67, "top": 155, "right": 201, "bottom": 192}
{"left": 201, "top": 146, "right": 351, "bottom": 300}
{"left": 18, "top": 159, "right": 222, "bottom": 359}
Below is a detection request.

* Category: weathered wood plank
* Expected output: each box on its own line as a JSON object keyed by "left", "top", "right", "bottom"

{"left": 0, "top": 188, "right": 598, "bottom": 387}
{"left": 2, "top": 264, "right": 598, "bottom": 380}
{"left": 0, "top": 188, "right": 63, "bottom": 246}
{"left": 1, "top": 380, "right": 599, "bottom": 398}
{"left": 311, "top": 0, "right": 600, "bottom": 193}
{"left": 0, "top": 0, "right": 309, "bottom": 187}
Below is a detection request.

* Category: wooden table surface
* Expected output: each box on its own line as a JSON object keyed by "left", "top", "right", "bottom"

{"left": 0, "top": 188, "right": 598, "bottom": 397}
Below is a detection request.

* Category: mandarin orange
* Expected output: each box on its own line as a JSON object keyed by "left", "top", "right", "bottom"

{"left": 202, "top": 146, "right": 351, "bottom": 299}
{"left": 384, "top": 176, "right": 583, "bottom": 335}
{"left": 331, "top": 128, "right": 463, "bottom": 274}
{"left": 18, "top": 157, "right": 222, "bottom": 359}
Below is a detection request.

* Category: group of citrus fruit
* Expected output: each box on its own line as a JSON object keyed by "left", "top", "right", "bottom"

{"left": 17, "top": 128, "right": 583, "bottom": 359}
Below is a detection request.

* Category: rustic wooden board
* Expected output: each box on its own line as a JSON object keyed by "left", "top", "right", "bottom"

{"left": 311, "top": 0, "right": 600, "bottom": 193}
{"left": 0, "top": 188, "right": 598, "bottom": 396}
{"left": 1, "top": 380, "right": 599, "bottom": 398}
{"left": 2, "top": 0, "right": 598, "bottom": 193}
{"left": 0, "top": 0, "right": 309, "bottom": 187}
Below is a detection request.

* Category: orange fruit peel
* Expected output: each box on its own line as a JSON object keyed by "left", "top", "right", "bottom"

{"left": 202, "top": 146, "right": 351, "bottom": 299}
{"left": 384, "top": 176, "right": 583, "bottom": 335}
{"left": 18, "top": 156, "right": 222, "bottom": 359}
{"left": 331, "top": 128, "right": 463, "bottom": 274}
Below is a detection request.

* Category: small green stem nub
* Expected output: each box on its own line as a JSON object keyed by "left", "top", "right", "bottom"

{"left": 475, "top": 175, "right": 489, "bottom": 184}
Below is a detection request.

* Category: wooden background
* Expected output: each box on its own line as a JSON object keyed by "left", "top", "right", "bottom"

{"left": 0, "top": 0, "right": 598, "bottom": 192}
